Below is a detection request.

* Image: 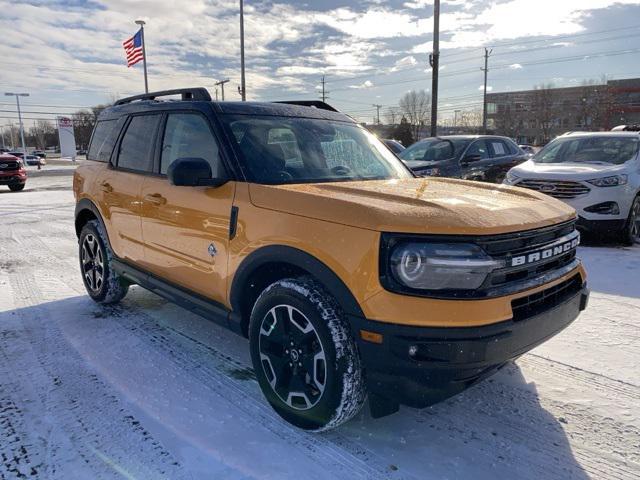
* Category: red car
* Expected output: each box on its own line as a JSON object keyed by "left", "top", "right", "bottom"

{"left": 0, "top": 154, "right": 27, "bottom": 191}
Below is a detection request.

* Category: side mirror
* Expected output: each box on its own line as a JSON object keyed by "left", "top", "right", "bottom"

{"left": 167, "top": 157, "right": 227, "bottom": 187}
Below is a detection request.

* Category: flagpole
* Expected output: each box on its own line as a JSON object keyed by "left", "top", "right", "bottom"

{"left": 135, "top": 20, "right": 149, "bottom": 93}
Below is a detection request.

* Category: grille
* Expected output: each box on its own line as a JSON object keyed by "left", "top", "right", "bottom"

{"left": 0, "top": 160, "right": 19, "bottom": 171}
{"left": 511, "top": 275, "right": 582, "bottom": 321}
{"left": 517, "top": 179, "right": 590, "bottom": 199}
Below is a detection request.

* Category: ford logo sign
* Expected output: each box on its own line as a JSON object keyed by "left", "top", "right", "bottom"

{"left": 0, "top": 164, "right": 8, "bottom": 168}
{"left": 539, "top": 184, "right": 557, "bottom": 192}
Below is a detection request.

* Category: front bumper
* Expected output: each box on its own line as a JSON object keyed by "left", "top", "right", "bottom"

{"left": 0, "top": 172, "right": 27, "bottom": 185}
{"left": 350, "top": 279, "right": 589, "bottom": 411}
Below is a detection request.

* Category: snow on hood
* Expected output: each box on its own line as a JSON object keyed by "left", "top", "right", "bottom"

{"left": 512, "top": 159, "right": 628, "bottom": 179}
{"left": 249, "top": 178, "right": 575, "bottom": 235}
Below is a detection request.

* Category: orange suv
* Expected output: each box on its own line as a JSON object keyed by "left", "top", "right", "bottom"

{"left": 73, "top": 88, "right": 589, "bottom": 431}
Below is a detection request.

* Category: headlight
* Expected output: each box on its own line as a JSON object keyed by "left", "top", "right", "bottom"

{"left": 586, "top": 175, "right": 628, "bottom": 187}
{"left": 387, "top": 242, "right": 503, "bottom": 292}
{"left": 505, "top": 171, "right": 520, "bottom": 184}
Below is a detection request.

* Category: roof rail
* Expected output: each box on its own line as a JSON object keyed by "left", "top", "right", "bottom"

{"left": 612, "top": 124, "right": 640, "bottom": 132}
{"left": 273, "top": 100, "right": 339, "bottom": 112}
{"left": 114, "top": 88, "right": 212, "bottom": 106}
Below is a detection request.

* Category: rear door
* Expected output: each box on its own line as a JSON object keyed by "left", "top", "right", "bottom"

{"left": 100, "top": 114, "right": 161, "bottom": 262}
{"left": 486, "top": 138, "right": 527, "bottom": 183}
{"left": 139, "top": 111, "right": 235, "bottom": 304}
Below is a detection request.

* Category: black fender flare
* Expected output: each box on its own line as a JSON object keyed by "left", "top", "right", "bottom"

{"left": 74, "top": 198, "right": 112, "bottom": 248}
{"left": 229, "top": 245, "right": 366, "bottom": 320}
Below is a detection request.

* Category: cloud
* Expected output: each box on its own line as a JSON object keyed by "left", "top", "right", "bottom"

{"left": 349, "top": 80, "right": 374, "bottom": 89}
{"left": 509, "top": 63, "right": 523, "bottom": 69}
{"left": 479, "top": 85, "right": 493, "bottom": 91}
{"left": 391, "top": 55, "right": 418, "bottom": 72}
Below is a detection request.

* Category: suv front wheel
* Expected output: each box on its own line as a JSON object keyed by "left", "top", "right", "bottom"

{"left": 249, "top": 277, "right": 366, "bottom": 431}
{"left": 621, "top": 196, "right": 640, "bottom": 245}
{"left": 79, "top": 220, "right": 129, "bottom": 304}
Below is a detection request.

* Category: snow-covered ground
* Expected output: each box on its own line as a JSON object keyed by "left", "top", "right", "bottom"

{"left": 1, "top": 172, "right": 638, "bottom": 480}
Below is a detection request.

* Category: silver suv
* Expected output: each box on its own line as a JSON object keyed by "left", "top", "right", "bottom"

{"left": 504, "top": 131, "right": 640, "bottom": 244}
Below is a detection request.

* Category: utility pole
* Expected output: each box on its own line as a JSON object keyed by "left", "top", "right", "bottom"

{"left": 214, "top": 87, "right": 219, "bottom": 101}
{"left": 482, "top": 48, "right": 492, "bottom": 134}
{"left": 239, "top": 0, "right": 246, "bottom": 101}
{"left": 454, "top": 109, "right": 460, "bottom": 127}
{"left": 135, "top": 20, "right": 149, "bottom": 93}
{"left": 320, "top": 75, "right": 328, "bottom": 102}
{"left": 215, "top": 79, "right": 230, "bottom": 101}
{"left": 4, "top": 92, "right": 29, "bottom": 155}
{"left": 429, "top": 0, "right": 440, "bottom": 137}
{"left": 373, "top": 104, "right": 382, "bottom": 124}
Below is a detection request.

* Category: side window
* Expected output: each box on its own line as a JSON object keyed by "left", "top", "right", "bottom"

{"left": 117, "top": 115, "right": 161, "bottom": 172}
{"left": 88, "top": 119, "right": 119, "bottom": 162}
{"left": 489, "top": 139, "right": 509, "bottom": 158}
{"left": 161, "top": 113, "right": 224, "bottom": 176}
{"left": 465, "top": 140, "right": 490, "bottom": 160}
{"left": 402, "top": 145, "right": 428, "bottom": 161}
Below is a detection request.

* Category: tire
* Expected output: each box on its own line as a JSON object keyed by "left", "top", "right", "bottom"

{"left": 8, "top": 183, "right": 25, "bottom": 192}
{"left": 78, "top": 220, "right": 129, "bottom": 304}
{"left": 620, "top": 196, "right": 640, "bottom": 246}
{"left": 249, "top": 277, "right": 366, "bottom": 431}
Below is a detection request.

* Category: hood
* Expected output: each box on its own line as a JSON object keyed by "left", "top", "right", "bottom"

{"left": 249, "top": 178, "right": 576, "bottom": 235}
{"left": 512, "top": 159, "right": 628, "bottom": 179}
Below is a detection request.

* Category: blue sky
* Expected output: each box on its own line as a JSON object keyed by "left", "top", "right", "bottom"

{"left": 1, "top": 0, "right": 640, "bottom": 125}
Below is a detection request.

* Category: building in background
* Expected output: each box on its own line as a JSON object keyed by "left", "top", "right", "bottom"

{"left": 486, "top": 77, "right": 640, "bottom": 145}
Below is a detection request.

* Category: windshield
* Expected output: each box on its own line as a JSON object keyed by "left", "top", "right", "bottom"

{"left": 399, "top": 138, "right": 470, "bottom": 162}
{"left": 223, "top": 115, "right": 412, "bottom": 184}
{"left": 534, "top": 136, "right": 640, "bottom": 165}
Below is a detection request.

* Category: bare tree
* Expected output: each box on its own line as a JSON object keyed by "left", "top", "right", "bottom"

{"left": 532, "top": 84, "right": 557, "bottom": 144}
{"left": 458, "top": 108, "right": 483, "bottom": 132}
{"left": 384, "top": 107, "right": 400, "bottom": 126}
{"left": 72, "top": 104, "right": 107, "bottom": 149}
{"left": 29, "top": 120, "right": 55, "bottom": 149}
{"left": 399, "top": 90, "right": 430, "bottom": 140}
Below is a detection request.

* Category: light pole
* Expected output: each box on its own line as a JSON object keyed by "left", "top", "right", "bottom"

{"left": 5, "top": 92, "right": 29, "bottom": 156}
{"left": 215, "top": 79, "right": 230, "bottom": 101}
{"left": 135, "top": 20, "right": 149, "bottom": 93}
{"left": 429, "top": 0, "right": 440, "bottom": 137}
{"left": 454, "top": 109, "right": 460, "bottom": 127}
{"left": 239, "top": 0, "right": 246, "bottom": 101}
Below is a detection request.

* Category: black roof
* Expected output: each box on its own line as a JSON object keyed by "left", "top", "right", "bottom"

{"left": 99, "top": 88, "right": 354, "bottom": 123}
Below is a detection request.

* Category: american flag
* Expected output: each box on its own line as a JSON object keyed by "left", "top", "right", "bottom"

{"left": 122, "top": 29, "right": 144, "bottom": 67}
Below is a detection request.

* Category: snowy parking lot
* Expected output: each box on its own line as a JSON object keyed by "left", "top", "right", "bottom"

{"left": 1, "top": 169, "right": 639, "bottom": 480}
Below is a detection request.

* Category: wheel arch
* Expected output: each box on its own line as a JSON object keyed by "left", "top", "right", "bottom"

{"left": 74, "top": 199, "right": 111, "bottom": 247}
{"left": 229, "top": 245, "right": 365, "bottom": 337}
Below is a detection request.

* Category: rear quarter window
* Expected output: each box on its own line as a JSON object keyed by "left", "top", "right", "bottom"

{"left": 87, "top": 119, "right": 121, "bottom": 163}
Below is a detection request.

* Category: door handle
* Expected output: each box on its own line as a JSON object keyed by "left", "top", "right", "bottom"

{"left": 100, "top": 181, "right": 113, "bottom": 193}
{"left": 144, "top": 193, "right": 167, "bottom": 206}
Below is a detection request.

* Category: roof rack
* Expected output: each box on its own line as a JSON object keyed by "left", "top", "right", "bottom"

{"left": 612, "top": 124, "right": 640, "bottom": 132}
{"left": 273, "top": 100, "right": 339, "bottom": 112}
{"left": 114, "top": 88, "right": 212, "bottom": 106}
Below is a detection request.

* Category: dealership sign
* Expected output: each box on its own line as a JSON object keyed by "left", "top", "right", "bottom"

{"left": 57, "top": 116, "right": 77, "bottom": 160}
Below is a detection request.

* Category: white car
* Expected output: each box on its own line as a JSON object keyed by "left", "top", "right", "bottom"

{"left": 504, "top": 131, "right": 640, "bottom": 244}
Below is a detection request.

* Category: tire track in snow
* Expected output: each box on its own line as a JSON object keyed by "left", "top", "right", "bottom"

{"left": 3, "top": 270, "right": 190, "bottom": 480}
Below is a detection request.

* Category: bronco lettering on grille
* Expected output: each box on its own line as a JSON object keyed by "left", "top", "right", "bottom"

{"left": 510, "top": 234, "right": 580, "bottom": 267}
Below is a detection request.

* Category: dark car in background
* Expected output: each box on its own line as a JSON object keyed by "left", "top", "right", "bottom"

{"left": 32, "top": 150, "right": 47, "bottom": 159}
{"left": 399, "top": 135, "right": 528, "bottom": 183}
{"left": 382, "top": 139, "right": 406, "bottom": 155}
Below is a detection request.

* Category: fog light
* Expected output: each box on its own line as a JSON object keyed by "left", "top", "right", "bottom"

{"left": 408, "top": 345, "right": 418, "bottom": 357}
{"left": 584, "top": 201, "right": 620, "bottom": 215}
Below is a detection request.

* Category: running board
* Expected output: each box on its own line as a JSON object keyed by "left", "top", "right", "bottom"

{"left": 111, "top": 259, "right": 243, "bottom": 335}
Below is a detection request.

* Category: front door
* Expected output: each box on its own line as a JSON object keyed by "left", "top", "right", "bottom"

{"left": 139, "top": 112, "right": 235, "bottom": 304}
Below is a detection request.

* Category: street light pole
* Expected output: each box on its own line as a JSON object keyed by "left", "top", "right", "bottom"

{"left": 429, "top": 0, "right": 440, "bottom": 137}
{"left": 239, "top": 0, "right": 246, "bottom": 101}
{"left": 135, "top": 20, "right": 149, "bottom": 94}
{"left": 5, "top": 92, "right": 29, "bottom": 156}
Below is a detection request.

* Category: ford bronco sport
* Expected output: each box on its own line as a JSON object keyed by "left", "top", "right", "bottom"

{"left": 73, "top": 88, "right": 589, "bottom": 431}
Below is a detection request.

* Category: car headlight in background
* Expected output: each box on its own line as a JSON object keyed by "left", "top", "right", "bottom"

{"left": 388, "top": 242, "right": 503, "bottom": 292}
{"left": 586, "top": 174, "right": 628, "bottom": 187}
{"left": 504, "top": 171, "right": 520, "bottom": 185}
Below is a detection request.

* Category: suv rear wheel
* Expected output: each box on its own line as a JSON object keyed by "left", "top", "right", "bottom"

{"left": 79, "top": 220, "right": 129, "bottom": 304}
{"left": 8, "top": 184, "right": 25, "bottom": 192}
{"left": 249, "top": 277, "right": 366, "bottom": 431}
{"left": 621, "top": 196, "right": 640, "bottom": 245}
